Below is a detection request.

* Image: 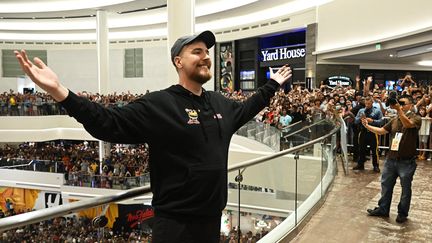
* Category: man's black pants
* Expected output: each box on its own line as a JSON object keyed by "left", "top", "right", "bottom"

{"left": 152, "top": 215, "right": 221, "bottom": 243}
{"left": 358, "top": 130, "right": 379, "bottom": 167}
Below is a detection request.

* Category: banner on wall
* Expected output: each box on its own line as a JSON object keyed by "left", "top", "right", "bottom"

{"left": 0, "top": 187, "right": 65, "bottom": 213}
{"left": 112, "top": 204, "right": 154, "bottom": 233}
{"left": 219, "top": 42, "right": 234, "bottom": 93}
{"left": 0, "top": 187, "right": 40, "bottom": 213}
{"left": 0, "top": 186, "right": 153, "bottom": 232}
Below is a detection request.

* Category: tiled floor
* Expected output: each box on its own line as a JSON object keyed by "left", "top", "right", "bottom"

{"left": 292, "top": 158, "right": 432, "bottom": 242}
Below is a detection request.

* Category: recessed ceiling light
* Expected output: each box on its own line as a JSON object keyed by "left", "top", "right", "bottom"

{"left": 389, "top": 54, "right": 394, "bottom": 57}
{"left": 144, "top": 7, "right": 148, "bottom": 10}
{"left": 418, "top": 61, "right": 432, "bottom": 66}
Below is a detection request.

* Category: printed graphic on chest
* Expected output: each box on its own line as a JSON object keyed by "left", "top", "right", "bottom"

{"left": 185, "top": 108, "right": 200, "bottom": 124}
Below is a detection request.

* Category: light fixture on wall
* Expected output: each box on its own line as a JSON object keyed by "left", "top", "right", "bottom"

{"left": 396, "top": 43, "right": 432, "bottom": 58}
{"left": 418, "top": 60, "right": 432, "bottom": 66}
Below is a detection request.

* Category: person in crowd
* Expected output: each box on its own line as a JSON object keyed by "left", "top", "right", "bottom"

{"left": 15, "top": 30, "right": 292, "bottom": 242}
{"left": 372, "top": 92, "right": 387, "bottom": 115}
{"left": 417, "top": 106, "right": 430, "bottom": 160}
{"left": 364, "top": 95, "right": 421, "bottom": 223}
{"left": 278, "top": 108, "right": 292, "bottom": 133}
{"left": 399, "top": 72, "right": 417, "bottom": 89}
{"left": 349, "top": 95, "right": 365, "bottom": 162}
{"left": 353, "top": 96, "right": 383, "bottom": 172}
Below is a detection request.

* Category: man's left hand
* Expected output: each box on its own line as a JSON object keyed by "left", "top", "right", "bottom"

{"left": 270, "top": 64, "right": 292, "bottom": 85}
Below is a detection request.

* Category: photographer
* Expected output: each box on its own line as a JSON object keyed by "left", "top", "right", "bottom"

{"left": 364, "top": 95, "right": 421, "bottom": 223}
{"left": 353, "top": 96, "right": 383, "bottom": 172}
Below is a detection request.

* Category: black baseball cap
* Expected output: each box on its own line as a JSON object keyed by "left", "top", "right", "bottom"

{"left": 170, "top": 30, "right": 215, "bottom": 65}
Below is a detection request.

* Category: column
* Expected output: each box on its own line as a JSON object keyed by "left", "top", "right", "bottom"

{"left": 96, "top": 10, "right": 110, "bottom": 94}
{"left": 96, "top": 10, "right": 110, "bottom": 166}
{"left": 167, "top": 0, "right": 195, "bottom": 84}
{"left": 305, "top": 23, "right": 317, "bottom": 88}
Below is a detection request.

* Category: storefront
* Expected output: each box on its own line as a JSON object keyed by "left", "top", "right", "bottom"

{"left": 215, "top": 29, "right": 307, "bottom": 92}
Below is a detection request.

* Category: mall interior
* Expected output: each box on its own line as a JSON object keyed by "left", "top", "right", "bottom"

{"left": 1, "top": 0, "right": 432, "bottom": 242}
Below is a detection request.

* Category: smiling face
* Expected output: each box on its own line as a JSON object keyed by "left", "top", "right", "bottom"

{"left": 174, "top": 40, "right": 212, "bottom": 84}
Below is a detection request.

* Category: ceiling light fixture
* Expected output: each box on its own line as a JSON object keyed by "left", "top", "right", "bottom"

{"left": 396, "top": 43, "right": 432, "bottom": 58}
{"left": 418, "top": 60, "right": 432, "bottom": 66}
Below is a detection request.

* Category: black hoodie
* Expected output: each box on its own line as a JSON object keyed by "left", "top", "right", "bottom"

{"left": 60, "top": 79, "right": 280, "bottom": 220}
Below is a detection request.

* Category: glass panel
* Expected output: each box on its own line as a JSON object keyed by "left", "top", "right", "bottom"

{"left": 226, "top": 155, "right": 295, "bottom": 241}
{"left": 295, "top": 144, "right": 322, "bottom": 222}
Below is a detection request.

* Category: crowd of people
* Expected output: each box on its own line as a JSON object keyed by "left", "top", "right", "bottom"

{"left": 0, "top": 90, "right": 146, "bottom": 116}
{"left": 0, "top": 141, "right": 150, "bottom": 189}
{"left": 0, "top": 214, "right": 152, "bottom": 243}
{"left": 2, "top": 71, "right": 432, "bottom": 240}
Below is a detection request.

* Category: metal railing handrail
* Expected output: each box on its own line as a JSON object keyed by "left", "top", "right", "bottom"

{"left": 0, "top": 160, "right": 33, "bottom": 169}
{"left": 283, "top": 119, "right": 326, "bottom": 139}
{"left": 0, "top": 185, "right": 151, "bottom": 232}
{"left": 229, "top": 125, "right": 339, "bottom": 172}
{"left": 0, "top": 121, "right": 339, "bottom": 233}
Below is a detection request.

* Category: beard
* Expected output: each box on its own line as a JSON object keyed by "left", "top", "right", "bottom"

{"left": 191, "top": 66, "right": 212, "bottom": 84}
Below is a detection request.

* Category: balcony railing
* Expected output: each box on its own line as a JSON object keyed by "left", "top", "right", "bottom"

{"left": 0, "top": 119, "right": 340, "bottom": 242}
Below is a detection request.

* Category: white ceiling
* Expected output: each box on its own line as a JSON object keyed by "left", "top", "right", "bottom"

{"left": 316, "top": 28, "right": 432, "bottom": 69}
{"left": 0, "top": 0, "right": 431, "bottom": 69}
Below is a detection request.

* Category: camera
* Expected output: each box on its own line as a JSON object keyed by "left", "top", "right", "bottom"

{"left": 386, "top": 91, "right": 399, "bottom": 106}
{"left": 386, "top": 97, "right": 405, "bottom": 106}
{"left": 386, "top": 97, "right": 398, "bottom": 106}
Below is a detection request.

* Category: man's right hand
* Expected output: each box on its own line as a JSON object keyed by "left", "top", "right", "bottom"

{"left": 14, "top": 50, "right": 68, "bottom": 102}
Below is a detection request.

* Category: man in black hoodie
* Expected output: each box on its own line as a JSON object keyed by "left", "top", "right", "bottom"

{"left": 15, "top": 30, "right": 292, "bottom": 243}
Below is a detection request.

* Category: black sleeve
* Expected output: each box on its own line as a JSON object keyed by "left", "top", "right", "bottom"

{"left": 60, "top": 91, "right": 152, "bottom": 144}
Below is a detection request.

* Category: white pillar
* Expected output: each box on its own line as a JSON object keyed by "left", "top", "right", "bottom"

{"left": 96, "top": 10, "right": 109, "bottom": 94}
{"left": 167, "top": 0, "right": 195, "bottom": 84}
{"left": 96, "top": 10, "right": 109, "bottom": 166}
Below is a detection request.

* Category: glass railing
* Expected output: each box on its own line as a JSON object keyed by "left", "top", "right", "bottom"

{"left": 236, "top": 121, "right": 282, "bottom": 151}
{"left": 0, "top": 119, "right": 340, "bottom": 242}
{"left": 227, "top": 119, "right": 338, "bottom": 241}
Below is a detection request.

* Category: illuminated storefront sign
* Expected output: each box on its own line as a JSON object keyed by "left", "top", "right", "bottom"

{"left": 326, "top": 76, "right": 353, "bottom": 86}
{"left": 261, "top": 45, "right": 306, "bottom": 62}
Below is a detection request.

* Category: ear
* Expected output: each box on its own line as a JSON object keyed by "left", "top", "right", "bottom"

{"left": 174, "top": 56, "right": 182, "bottom": 69}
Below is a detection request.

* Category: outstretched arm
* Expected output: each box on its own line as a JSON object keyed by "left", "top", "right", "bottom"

{"left": 14, "top": 50, "right": 69, "bottom": 102}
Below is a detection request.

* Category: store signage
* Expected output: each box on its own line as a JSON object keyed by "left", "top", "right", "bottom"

{"left": 261, "top": 46, "right": 306, "bottom": 62}
{"left": 326, "top": 76, "right": 353, "bottom": 86}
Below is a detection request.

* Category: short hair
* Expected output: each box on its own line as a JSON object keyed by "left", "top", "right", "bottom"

{"left": 364, "top": 96, "right": 373, "bottom": 102}
{"left": 399, "top": 94, "right": 414, "bottom": 104}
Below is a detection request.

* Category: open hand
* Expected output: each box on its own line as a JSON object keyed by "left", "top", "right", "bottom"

{"left": 14, "top": 50, "right": 68, "bottom": 101}
{"left": 270, "top": 65, "right": 292, "bottom": 85}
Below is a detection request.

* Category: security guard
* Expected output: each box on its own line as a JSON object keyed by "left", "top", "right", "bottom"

{"left": 353, "top": 96, "right": 383, "bottom": 172}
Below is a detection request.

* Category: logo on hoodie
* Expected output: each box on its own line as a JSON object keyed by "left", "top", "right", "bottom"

{"left": 185, "top": 108, "right": 200, "bottom": 124}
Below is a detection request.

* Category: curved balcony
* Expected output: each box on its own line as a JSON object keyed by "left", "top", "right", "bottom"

{"left": 0, "top": 118, "right": 340, "bottom": 242}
